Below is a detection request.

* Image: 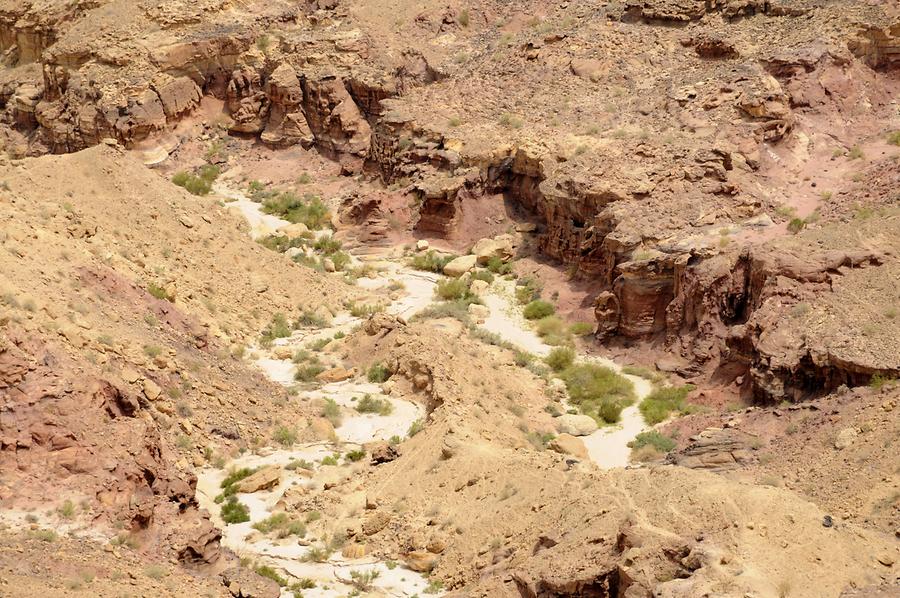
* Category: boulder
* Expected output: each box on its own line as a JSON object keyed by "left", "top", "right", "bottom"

{"left": 404, "top": 550, "right": 438, "bottom": 572}
{"left": 342, "top": 543, "right": 368, "bottom": 559}
{"left": 279, "top": 222, "right": 309, "bottom": 237}
{"left": 416, "top": 239, "right": 430, "bottom": 251}
{"left": 472, "top": 236, "right": 513, "bottom": 265}
{"left": 443, "top": 255, "right": 477, "bottom": 277}
{"left": 549, "top": 433, "right": 589, "bottom": 459}
{"left": 309, "top": 417, "right": 335, "bottom": 440}
{"left": 142, "top": 379, "right": 162, "bottom": 401}
{"left": 834, "top": 428, "right": 857, "bottom": 450}
{"left": 316, "top": 367, "right": 353, "bottom": 383}
{"left": 236, "top": 466, "right": 280, "bottom": 493}
{"left": 369, "top": 441, "right": 400, "bottom": 464}
{"left": 469, "top": 279, "right": 490, "bottom": 296}
{"left": 555, "top": 414, "right": 598, "bottom": 436}
{"left": 362, "top": 511, "right": 391, "bottom": 535}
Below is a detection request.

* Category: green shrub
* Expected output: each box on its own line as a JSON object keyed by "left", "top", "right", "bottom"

{"left": 314, "top": 235, "right": 342, "bottom": 255}
{"left": 869, "top": 374, "right": 896, "bottom": 390}
{"left": 486, "top": 255, "right": 513, "bottom": 275}
{"left": 252, "top": 513, "right": 306, "bottom": 538}
{"left": 295, "top": 363, "right": 325, "bottom": 382}
{"left": 535, "top": 316, "right": 570, "bottom": 346}
{"left": 349, "top": 302, "right": 384, "bottom": 317}
{"left": 257, "top": 235, "right": 308, "bottom": 253}
{"left": 787, "top": 218, "right": 805, "bottom": 234}
{"left": 523, "top": 300, "right": 555, "bottom": 320}
{"left": 345, "top": 449, "right": 366, "bottom": 462}
{"left": 514, "top": 350, "right": 534, "bottom": 367}
{"left": 628, "top": 430, "right": 676, "bottom": 452}
{"left": 58, "top": 500, "right": 76, "bottom": 520}
{"left": 172, "top": 171, "right": 213, "bottom": 196}
{"left": 458, "top": 9, "right": 470, "bottom": 27}
{"left": 272, "top": 426, "right": 297, "bottom": 447}
{"left": 220, "top": 496, "right": 250, "bottom": 524}
{"left": 259, "top": 313, "right": 294, "bottom": 347}
{"left": 621, "top": 365, "right": 661, "bottom": 381}
{"left": 408, "top": 419, "right": 424, "bottom": 437}
{"left": 568, "top": 322, "right": 594, "bottom": 336}
{"left": 888, "top": 131, "right": 900, "bottom": 146}
{"left": 262, "top": 192, "right": 330, "bottom": 230}
{"left": 330, "top": 250, "right": 351, "bottom": 271}
{"left": 215, "top": 467, "right": 260, "bottom": 502}
{"left": 436, "top": 278, "right": 471, "bottom": 301}
{"left": 559, "top": 364, "right": 635, "bottom": 424}
{"left": 411, "top": 298, "right": 474, "bottom": 324}
{"left": 470, "top": 269, "right": 494, "bottom": 284}
{"left": 147, "top": 282, "right": 173, "bottom": 302}
{"left": 355, "top": 394, "right": 393, "bottom": 416}
{"left": 320, "top": 455, "right": 339, "bottom": 466}
{"left": 515, "top": 277, "right": 542, "bottom": 304}
{"left": 321, "top": 398, "right": 342, "bottom": 426}
{"left": 639, "top": 384, "right": 696, "bottom": 425}
{"left": 545, "top": 347, "right": 575, "bottom": 371}
{"left": 411, "top": 250, "right": 453, "bottom": 273}
{"left": 367, "top": 362, "right": 391, "bottom": 383}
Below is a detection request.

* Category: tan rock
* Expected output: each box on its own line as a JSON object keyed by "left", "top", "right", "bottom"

{"left": 472, "top": 236, "right": 513, "bottom": 265}
{"left": 549, "top": 434, "right": 588, "bottom": 459}
{"left": 416, "top": 239, "right": 430, "bottom": 251}
{"left": 404, "top": 550, "right": 438, "bottom": 572}
{"left": 342, "top": 543, "right": 368, "bottom": 559}
{"left": 309, "top": 417, "right": 336, "bottom": 441}
{"left": 362, "top": 511, "right": 391, "bottom": 536}
{"left": 279, "top": 222, "right": 309, "bottom": 237}
{"left": 834, "top": 428, "right": 857, "bottom": 450}
{"left": 236, "top": 466, "right": 281, "bottom": 493}
{"left": 443, "top": 255, "right": 477, "bottom": 277}
{"left": 121, "top": 367, "right": 141, "bottom": 384}
{"left": 555, "top": 414, "right": 598, "bottom": 436}
{"left": 143, "top": 379, "right": 162, "bottom": 401}
{"left": 316, "top": 367, "right": 353, "bottom": 383}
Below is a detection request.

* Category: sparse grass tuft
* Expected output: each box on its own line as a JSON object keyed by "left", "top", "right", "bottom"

{"left": 273, "top": 426, "right": 297, "bottom": 447}
{"left": 355, "top": 394, "right": 393, "bottom": 416}
{"left": 436, "top": 278, "right": 471, "bottom": 301}
{"left": 367, "top": 362, "right": 391, "bottom": 383}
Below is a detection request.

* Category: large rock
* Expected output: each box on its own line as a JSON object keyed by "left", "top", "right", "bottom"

{"left": 443, "top": 255, "right": 477, "bottom": 277}
{"left": 555, "top": 414, "right": 598, "bottom": 436}
{"left": 236, "top": 466, "right": 280, "bottom": 493}
{"left": 316, "top": 367, "right": 353, "bottom": 383}
{"left": 278, "top": 222, "right": 309, "bottom": 237}
{"left": 261, "top": 63, "right": 314, "bottom": 148}
{"left": 548, "top": 433, "right": 589, "bottom": 459}
{"left": 404, "top": 550, "right": 438, "bottom": 572}
{"left": 472, "top": 236, "right": 514, "bottom": 265}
